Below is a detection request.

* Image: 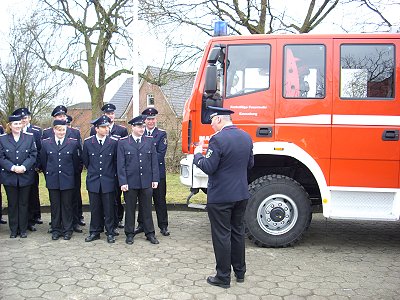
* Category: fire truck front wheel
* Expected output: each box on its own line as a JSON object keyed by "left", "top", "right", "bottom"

{"left": 245, "top": 174, "right": 312, "bottom": 247}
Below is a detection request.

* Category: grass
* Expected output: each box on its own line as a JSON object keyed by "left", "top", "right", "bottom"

{"left": 1, "top": 171, "right": 207, "bottom": 206}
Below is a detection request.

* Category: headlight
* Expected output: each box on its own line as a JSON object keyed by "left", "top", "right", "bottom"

{"left": 180, "top": 165, "right": 190, "bottom": 178}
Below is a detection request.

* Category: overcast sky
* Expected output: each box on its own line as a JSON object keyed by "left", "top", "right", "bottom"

{"left": 0, "top": 0, "right": 398, "bottom": 105}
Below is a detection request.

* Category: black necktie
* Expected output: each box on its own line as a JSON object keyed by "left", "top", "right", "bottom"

{"left": 136, "top": 138, "right": 140, "bottom": 143}
{"left": 99, "top": 140, "right": 103, "bottom": 146}
{"left": 57, "top": 140, "right": 61, "bottom": 148}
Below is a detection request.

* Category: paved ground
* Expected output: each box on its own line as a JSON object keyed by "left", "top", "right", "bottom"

{"left": 0, "top": 210, "right": 400, "bottom": 300}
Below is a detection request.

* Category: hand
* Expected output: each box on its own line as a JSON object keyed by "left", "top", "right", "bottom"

{"left": 194, "top": 145, "right": 203, "bottom": 154}
{"left": 152, "top": 182, "right": 158, "bottom": 189}
{"left": 121, "top": 185, "right": 129, "bottom": 192}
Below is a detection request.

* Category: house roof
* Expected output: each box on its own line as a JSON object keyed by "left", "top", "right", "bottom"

{"left": 108, "top": 77, "right": 133, "bottom": 118}
{"left": 68, "top": 102, "right": 92, "bottom": 110}
{"left": 108, "top": 66, "right": 196, "bottom": 119}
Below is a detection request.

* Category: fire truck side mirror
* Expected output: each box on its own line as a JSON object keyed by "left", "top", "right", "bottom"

{"left": 207, "top": 47, "right": 221, "bottom": 64}
{"left": 204, "top": 65, "right": 217, "bottom": 94}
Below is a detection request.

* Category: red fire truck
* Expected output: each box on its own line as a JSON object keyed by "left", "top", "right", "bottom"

{"left": 180, "top": 31, "right": 400, "bottom": 247}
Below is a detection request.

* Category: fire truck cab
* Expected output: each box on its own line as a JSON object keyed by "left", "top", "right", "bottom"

{"left": 180, "top": 32, "right": 400, "bottom": 247}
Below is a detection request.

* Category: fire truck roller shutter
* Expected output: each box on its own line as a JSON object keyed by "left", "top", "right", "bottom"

{"left": 245, "top": 174, "right": 312, "bottom": 247}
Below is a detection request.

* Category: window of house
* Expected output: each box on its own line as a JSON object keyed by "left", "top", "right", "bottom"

{"left": 340, "top": 44, "right": 395, "bottom": 99}
{"left": 283, "top": 44, "right": 326, "bottom": 99}
{"left": 225, "top": 44, "right": 271, "bottom": 98}
{"left": 147, "top": 94, "right": 155, "bottom": 106}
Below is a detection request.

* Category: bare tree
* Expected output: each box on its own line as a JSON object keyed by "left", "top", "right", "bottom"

{"left": 0, "top": 18, "right": 70, "bottom": 126}
{"left": 30, "top": 0, "right": 133, "bottom": 117}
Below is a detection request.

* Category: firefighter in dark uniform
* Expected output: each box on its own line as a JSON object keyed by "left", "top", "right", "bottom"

{"left": 13, "top": 107, "right": 43, "bottom": 232}
{"left": 193, "top": 106, "right": 254, "bottom": 289}
{"left": 135, "top": 107, "right": 169, "bottom": 236}
{"left": 0, "top": 124, "right": 6, "bottom": 225}
{"left": 0, "top": 114, "right": 37, "bottom": 238}
{"left": 42, "top": 105, "right": 84, "bottom": 233}
{"left": 83, "top": 115, "right": 118, "bottom": 243}
{"left": 40, "top": 119, "right": 81, "bottom": 240}
{"left": 117, "top": 115, "right": 160, "bottom": 245}
{"left": 90, "top": 103, "right": 128, "bottom": 231}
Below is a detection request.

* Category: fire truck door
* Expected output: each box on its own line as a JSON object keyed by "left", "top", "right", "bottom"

{"left": 331, "top": 39, "right": 400, "bottom": 188}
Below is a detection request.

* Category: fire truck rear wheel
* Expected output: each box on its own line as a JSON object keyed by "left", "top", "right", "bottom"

{"left": 245, "top": 174, "right": 312, "bottom": 247}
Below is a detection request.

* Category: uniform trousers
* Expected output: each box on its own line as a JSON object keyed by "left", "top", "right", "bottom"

{"left": 124, "top": 188, "right": 155, "bottom": 236}
{"left": 137, "top": 178, "right": 168, "bottom": 229}
{"left": 4, "top": 185, "right": 31, "bottom": 235}
{"left": 114, "top": 186, "right": 124, "bottom": 227}
{"left": 72, "top": 174, "right": 83, "bottom": 225}
{"left": 49, "top": 189, "right": 74, "bottom": 235}
{"left": 0, "top": 184, "right": 3, "bottom": 219}
{"left": 89, "top": 189, "right": 115, "bottom": 235}
{"left": 207, "top": 199, "right": 248, "bottom": 283}
{"left": 28, "top": 172, "right": 41, "bottom": 225}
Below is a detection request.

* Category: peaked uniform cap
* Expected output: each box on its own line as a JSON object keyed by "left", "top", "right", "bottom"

{"left": 128, "top": 115, "right": 146, "bottom": 126}
{"left": 101, "top": 103, "right": 116, "bottom": 112}
{"left": 8, "top": 115, "right": 22, "bottom": 122}
{"left": 53, "top": 119, "right": 67, "bottom": 126}
{"left": 13, "top": 107, "right": 31, "bottom": 116}
{"left": 208, "top": 106, "right": 234, "bottom": 120}
{"left": 51, "top": 105, "right": 68, "bottom": 117}
{"left": 91, "top": 115, "right": 111, "bottom": 127}
{"left": 66, "top": 115, "right": 73, "bottom": 124}
{"left": 141, "top": 107, "right": 158, "bottom": 118}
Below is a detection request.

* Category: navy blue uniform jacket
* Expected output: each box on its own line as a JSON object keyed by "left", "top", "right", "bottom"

{"left": 82, "top": 135, "right": 118, "bottom": 194}
{"left": 145, "top": 127, "right": 167, "bottom": 179}
{"left": 26, "top": 124, "right": 42, "bottom": 166}
{"left": 193, "top": 125, "right": 254, "bottom": 204}
{"left": 90, "top": 123, "right": 128, "bottom": 140}
{"left": 40, "top": 137, "right": 81, "bottom": 190}
{"left": 0, "top": 133, "right": 37, "bottom": 187}
{"left": 117, "top": 135, "right": 160, "bottom": 189}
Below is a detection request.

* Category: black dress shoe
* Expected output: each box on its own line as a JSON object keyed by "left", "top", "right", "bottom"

{"left": 85, "top": 234, "right": 100, "bottom": 242}
{"left": 35, "top": 218, "right": 43, "bottom": 224}
{"left": 133, "top": 225, "right": 144, "bottom": 235}
{"left": 73, "top": 225, "right": 83, "bottom": 233}
{"left": 125, "top": 235, "right": 134, "bottom": 245}
{"left": 146, "top": 235, "right": 159, "bottom": 244}
{"left": 160, "top": 228, "right": 170, "bottom": 236}
{"left": 64, "top": 233, "right": 72, "bottom": 240}
{"left": 112, "top": 229, "right": 120, "bottom": 236}
{"left": 206, "top": 276, "right": 230, "bottom": 288}
{"left": 78, "top": 219, "right": 86, "bottom": 226}
{"left": 107, "top": 235, "right": 115, "bottom": 243}
{"left": 235, "top": 274, "right": 245, "bottom": 283}
{"left": 52, "top": 233, "right": 60, "bottom": 240}
{"left": 10, "top": 233, "right": 17, "bottom": 238}
{"left": 20, "top": 232, "right": 27, "bottom": 238}
{"left": 0, "top": 218, "right": 7, "bottom": 224}
{"left": 28, "top": 225, "right": 37, "bottom": 232}
{"left": 117, "top": 221, "right": 124, "bottom": 229}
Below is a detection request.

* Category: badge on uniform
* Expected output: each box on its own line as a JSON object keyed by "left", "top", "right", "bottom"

{"left": 163, "top": 137, "right": 167, "bottom": 145}
{"left": 206, "top": 149, "right": 213, "bottom": 158}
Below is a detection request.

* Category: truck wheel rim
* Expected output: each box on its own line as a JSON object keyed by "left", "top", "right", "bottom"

{"left": 256, "top": 194, "right": 299, "bottom": 236}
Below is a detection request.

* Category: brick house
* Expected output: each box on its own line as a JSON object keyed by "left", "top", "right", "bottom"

{"left": 68, "top": 66, "right": 196, "bottom": 171}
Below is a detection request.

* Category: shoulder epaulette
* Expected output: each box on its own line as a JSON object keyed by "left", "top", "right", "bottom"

{"left": 84, "top": 135, "right": 94, "bottom": 141}
{"left": 24, "top": 132, "right": 33, "bottom": 135}
{"left": 42, "top": 137, "right": 51, "bottom": 141}
{"left": 0, "top": 133, "right": 6, "bottom": 136}
{"left": 120, "top": 136, "right": 128, "bottom": 140}
{"left": 110, "top": 136, "right": 118, "bottom": 141}
{"left": 32, "top": 125, "right": 41, "bottom": 129}
{"left": 118, "top": 124, "right": 126, "bottom": 128}
{"left": 43, "top": 127, "right": 52, "bottom": 131}
{"left": 158, "top": 128, "right": 166, "bottom": 132}
{"left": 72, "top": 127, "right": 80, "bottom": 131}
{"left": 31, "top": 127, "right": 40, "bottom": 131}
{"left": 68, "top": 137, "right": 77, "bottom": 141}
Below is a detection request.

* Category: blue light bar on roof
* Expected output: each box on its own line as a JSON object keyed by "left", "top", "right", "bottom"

{"left": 213, "top": 20, "right": 227, "bottom": 36}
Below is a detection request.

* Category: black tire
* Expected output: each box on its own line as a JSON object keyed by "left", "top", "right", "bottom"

{"left": 245, "top": 174, "right": 312, "bottom": 247}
